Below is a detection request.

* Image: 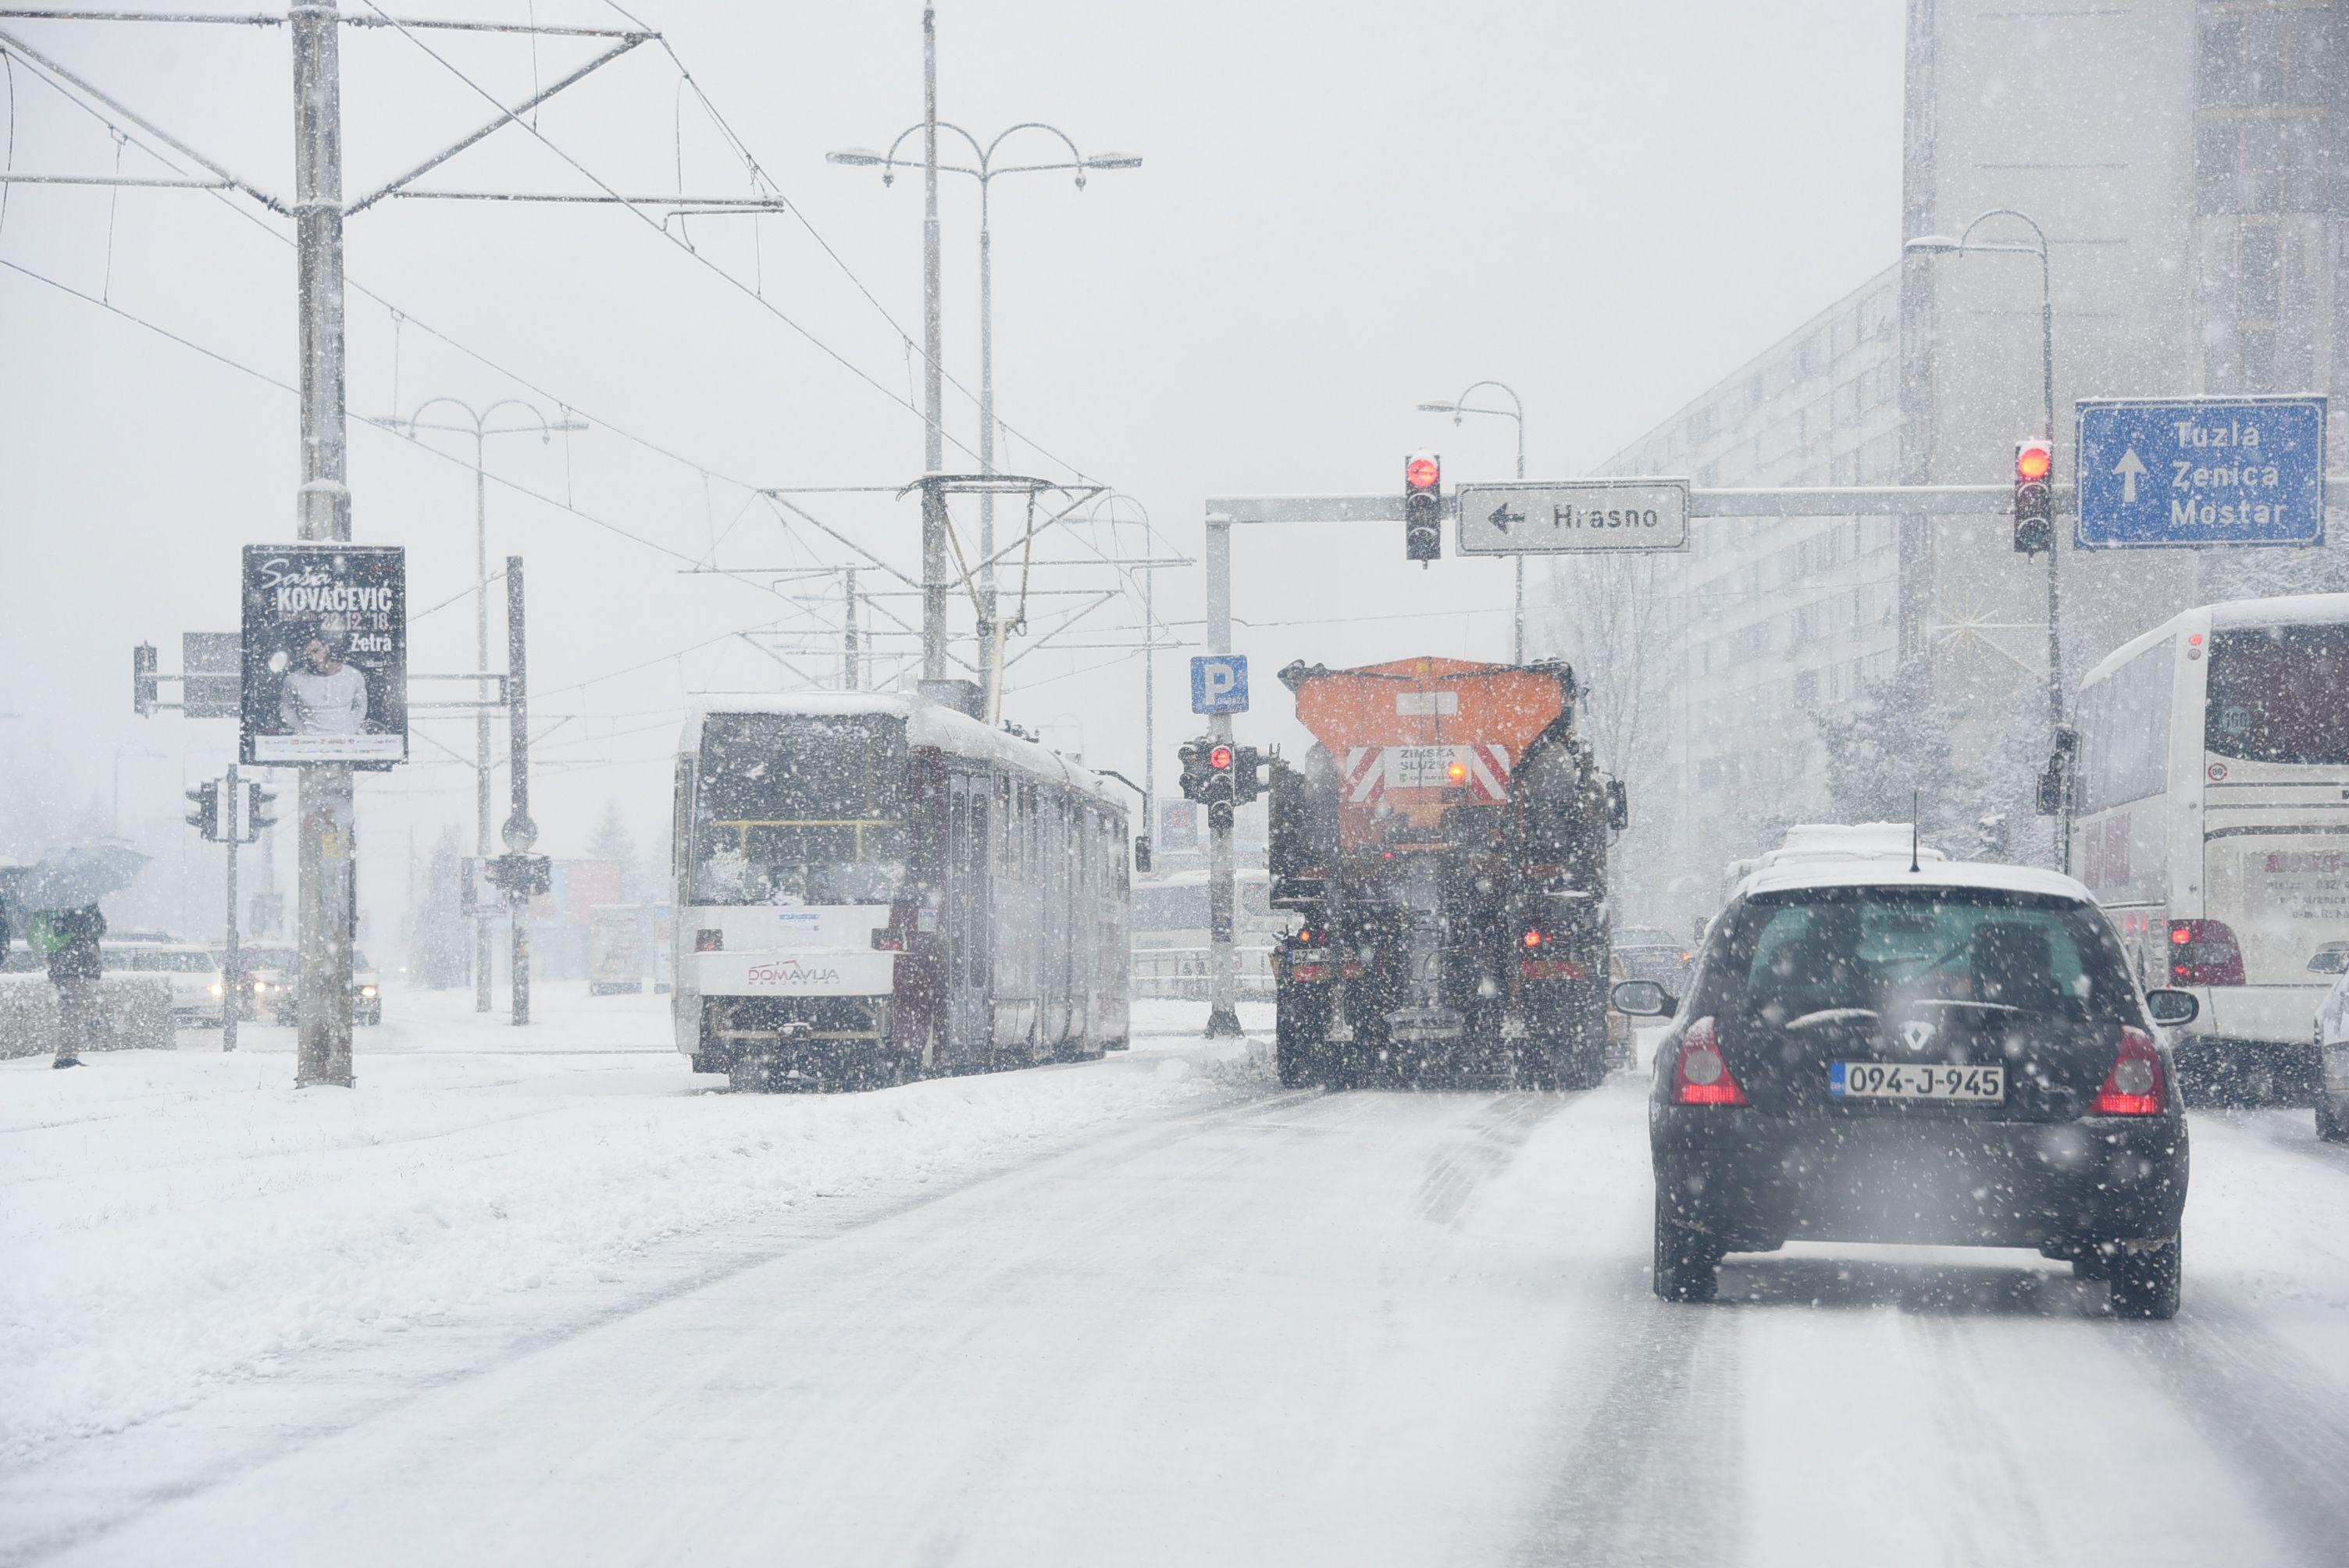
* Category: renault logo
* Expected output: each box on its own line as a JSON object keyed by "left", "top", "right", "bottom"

{"left": 1900, "top": 1020, "right": 1937, "bottom": 1053}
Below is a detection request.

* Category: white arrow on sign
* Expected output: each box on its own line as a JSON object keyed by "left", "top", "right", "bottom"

{"left": 2113, "top": 447, "right": 2146, "bottom": 504}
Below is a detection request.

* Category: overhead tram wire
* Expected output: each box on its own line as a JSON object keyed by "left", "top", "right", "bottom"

{"left": 597, "top": 0, "right": 1105, "bottom": 489}
{"left": 351, "top": 0, "right": 1011, "bottom": 477}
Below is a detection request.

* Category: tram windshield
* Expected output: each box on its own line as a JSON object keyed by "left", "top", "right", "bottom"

{"left": 693, "top": 712, "right": 911, "bottom": 906}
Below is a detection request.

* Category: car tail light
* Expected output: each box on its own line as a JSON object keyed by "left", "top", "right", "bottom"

{"left": 1672, "top": 1017, "right": 1746, "bottom": 1107}
{"left": 695, "top": 928, "right": 724, "bottom": 953}
{"left": 2167, "top": 919, "right": 2244, "bottom": 985}
{"left": 2094, "top": 1025, "right": 2167, "bottom": 1115}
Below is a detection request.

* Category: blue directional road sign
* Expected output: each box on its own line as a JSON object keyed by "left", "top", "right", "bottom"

{"left": 2076, "top": 396, "right": 2326, "bottom": 549}
{"left": 1190, "top": 654, "right": 1249, "bottom": 715}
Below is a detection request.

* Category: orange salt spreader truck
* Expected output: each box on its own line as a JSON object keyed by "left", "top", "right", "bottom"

{"left": 1267, "top": 656, "right": 1625, "bottom": 1089}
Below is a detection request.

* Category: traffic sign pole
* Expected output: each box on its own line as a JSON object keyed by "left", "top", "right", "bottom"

{"left": 1203, "top": 519, "right": 1242, "bottom": 1038}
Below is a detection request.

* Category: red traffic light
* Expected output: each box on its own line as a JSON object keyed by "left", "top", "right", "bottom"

{"left": 2016, "top": 440, "right": 2053, "bottom": 482}
{"left": 1209, "top": 744, "right": 1234, "bottom": 771}
{"left": 1404, "top": 454, "right": 1440, "bottom": 490}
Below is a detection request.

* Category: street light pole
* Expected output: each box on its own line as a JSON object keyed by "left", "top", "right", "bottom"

{"left": 386, "top": 397, "right": 583, "bottom": 1010}
{"left": 1419, "top": 381, "right": 1527, "bottom": 659}
{"left": 1903, "top": 209, "right": 2066, "bottom": 871}
{"left": 830, "top": 113, "right": 1139, "bottom": 718}
{"left": 920, "top": 6, "right": 947, "bottom": 684}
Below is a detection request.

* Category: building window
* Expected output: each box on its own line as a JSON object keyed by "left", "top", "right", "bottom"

{"left": 2240, "top": 226, "right": 2282, "bottom": 319}
{"left": 1794, "top": 670, "right": 1820, "bottom": 707}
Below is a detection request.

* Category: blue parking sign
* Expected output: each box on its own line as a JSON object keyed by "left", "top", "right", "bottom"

{"left": 1190, "top": 655, "right": 1248, "bottom": 715}
{"left": 2076, "top": 396, "right": 2326, "bottom": 549}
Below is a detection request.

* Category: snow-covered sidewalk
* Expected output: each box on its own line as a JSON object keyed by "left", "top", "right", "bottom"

{"left": 0, "top": 985, "right": 1271, "bottom": 1466}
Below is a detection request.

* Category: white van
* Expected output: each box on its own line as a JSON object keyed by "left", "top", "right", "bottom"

{"left": 102, "top": 939, "right": 225, "bottom": 1028}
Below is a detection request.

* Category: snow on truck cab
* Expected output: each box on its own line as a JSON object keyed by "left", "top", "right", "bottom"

{"left": 672, "top": 693, "right": 1130, "bottom": 1091}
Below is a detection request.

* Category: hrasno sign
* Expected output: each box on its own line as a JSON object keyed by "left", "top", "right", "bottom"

{"left": 241, "top": 543, "right": 408, "bottom": 767}
{"left": 1455, "top": 479, "right": 1691, "bottom": 554}
{"left": 2075, "top": 396, "right": 2326, "bottom": 549}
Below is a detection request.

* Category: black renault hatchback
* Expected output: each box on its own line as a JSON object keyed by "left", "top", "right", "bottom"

{"left": 1615, "top": 861, "right": 2199, "bottom": 1318}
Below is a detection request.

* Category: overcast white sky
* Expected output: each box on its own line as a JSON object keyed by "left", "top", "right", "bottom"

{"left": 0, "top": 1, "right": 1905, "bottom": 935}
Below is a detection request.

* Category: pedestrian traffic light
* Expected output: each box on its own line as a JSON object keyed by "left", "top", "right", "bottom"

{"left": 1178, "top": 737, "right": 1215, "bottom": 803}
{"left": 246, "top": 783, "right": 280, "bottom": 837}
{"left": 1404, "top": 451, "right": 1442, "bottom": 562}
{"left": 133, "top": 643, "right": 158, "bottom": 718}
{"left": 1229, "top": 745, "right": 1265, "bottom": 806}
{"left": 184, "top": 781, "right": 219, "bottom": 841}
{"left": 2013, "top": 439, "right": 2055, "bottom": 555}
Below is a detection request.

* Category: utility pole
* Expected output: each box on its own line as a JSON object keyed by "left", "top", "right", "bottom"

{"left": 918, "top": 5, "right": 948, "bottom": 683}
{"left": 292, "top": 0, "right": 355, "bottom": 1089}
{"left": 504, "top": 557, "right": 535, "bottom": 1026}
{"left": 1142, "top": 565, "right": 1156, "bottom": 859}
{"left": 386, "top": 397, "right": 580, "bottom": 1012}
{"left": 222, "top": 764, "right": 240, "bottom": 1053}
{"left": 843, "top": 566, "right": 861, "bottom": 690}
{"left": 1203, "top": 517, "right": 1241, "bottom": 1037}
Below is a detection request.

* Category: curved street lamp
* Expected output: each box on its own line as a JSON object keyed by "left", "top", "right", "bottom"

{"left": 1903, "top": 207, "right": 2068, "bottom": 871}
{"left": 830, "top": 124, "right": 1141, "bottom": 706}
{"left": 1418, "top": 380, "right": 1527, "bottom": 660}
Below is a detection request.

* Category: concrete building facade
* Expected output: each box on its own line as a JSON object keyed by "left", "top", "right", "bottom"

{"left": 1545, "top": 0, "right": 2347, "bottom": 931}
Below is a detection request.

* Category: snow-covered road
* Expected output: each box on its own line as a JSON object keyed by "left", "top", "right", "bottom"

{"left": 7, "top": 989, "right": 2349, "bottom": 1566}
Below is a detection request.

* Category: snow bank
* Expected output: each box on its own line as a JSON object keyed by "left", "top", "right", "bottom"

{"left": 0, "top": 989, "right": 1271, "bottom": 1464}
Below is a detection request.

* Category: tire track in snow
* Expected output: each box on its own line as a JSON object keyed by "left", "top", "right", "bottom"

{"left": 2124, "top": 1297, "right": 2349, "bottom": 1568}
{"left": 1413, "top": 1090, "right": 1575, "bottom": 1225}
{"left": 1511, "top": 1262, "right": 1743, "bottom": 1568}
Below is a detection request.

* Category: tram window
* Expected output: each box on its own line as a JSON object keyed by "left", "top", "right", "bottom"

{"left": 692, "top": 712, "right": 909, "bottom": 906}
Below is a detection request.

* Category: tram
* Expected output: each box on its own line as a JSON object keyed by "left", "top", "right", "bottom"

{"left": 672, "top": 693, "right": 1131, "bottom": 1089}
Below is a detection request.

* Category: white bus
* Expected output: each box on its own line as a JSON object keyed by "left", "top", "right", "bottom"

{"left": 2072, "top": 593, "right": 2349, "bottom": 1099}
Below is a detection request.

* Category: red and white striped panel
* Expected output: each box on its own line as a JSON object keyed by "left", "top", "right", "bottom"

{"left": 1343, "top": 745, "right": 1513, "bottom": 804}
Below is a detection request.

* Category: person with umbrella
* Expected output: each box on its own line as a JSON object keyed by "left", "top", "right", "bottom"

{"left": 15, "top": 843, "right": 148, "bottom": 1068}
{"left": 27, "top": 903, "right": 106, "bottom": 1067}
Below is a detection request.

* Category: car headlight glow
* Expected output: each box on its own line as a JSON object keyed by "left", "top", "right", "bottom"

{"left": 253, "top": 979, "right": 269, "bottom": 993}
{"left": 209, "top": 983, "right": 223, "bottom": 996}
{"left": 360, "top": 986, "right": 377, "bottom": 997}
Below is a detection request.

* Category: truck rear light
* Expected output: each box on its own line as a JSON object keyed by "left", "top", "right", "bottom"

{"left": 2167, "top": 919, "right": 2244, "bottom": 985}
{"left": 2094, "top": 1025, "right": 2167, "bottom": 1115}
{"left": 695, "top": 928, "right": 724, "bottom": 953}
{"left": 1672, "top": 1017, "right": 1746, "bottom": 1107}
{"left": 1521, "top": 929, "right": 1545, "bottom": 948}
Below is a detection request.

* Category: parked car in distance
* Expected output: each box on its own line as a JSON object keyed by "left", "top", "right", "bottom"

{"left": 2316, "top": 949, "right": 2349, "bottom": 1143}
{"left": 352, "top": 948, "right": 382, "bottom": 1026}
{"left": 1617, "top": 858, "right": 2197, "bottom": 1319}
{"left": 102, "top": 939, "right": 226, "bottom": 1028}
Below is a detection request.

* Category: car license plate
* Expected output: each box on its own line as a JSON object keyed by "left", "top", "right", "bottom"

{"left": 1830, "top": 1061, "right": 2005, "bottom": 1103}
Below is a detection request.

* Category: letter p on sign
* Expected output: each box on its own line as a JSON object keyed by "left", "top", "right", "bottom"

{"left": 1190, "top": 655, "right": 1249, "bottom": 715}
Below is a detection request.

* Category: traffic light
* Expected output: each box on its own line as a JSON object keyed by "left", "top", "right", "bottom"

{"left": 1404, "top": 451, "right": 1442, "bottom": 562}
{"left": 2012, "top": 438, "right": 2055, "bottom": 555}
{"left": 1177, "top": 737, "right": 1214, "bottom": 803}
{"left": 1229, "top": 745, "right": 1265, "bottom": 806}
{"left": 1203, "top": 742, "right": 1238, "bottom": 831}
{"left": 184, "top": 781, "right": 219, "bottom": 841}
{"left": 133, "top": 643, "right": 158, "bottom": 718}
{"left": 246, "top": 783, "right": 280, "bottom": 839}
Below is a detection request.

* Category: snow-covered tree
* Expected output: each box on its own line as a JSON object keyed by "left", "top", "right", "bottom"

{"left": 408, "top": 825, "right": 471, "bottom": 989}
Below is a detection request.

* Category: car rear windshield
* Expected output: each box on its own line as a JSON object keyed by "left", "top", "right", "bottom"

{"left": 2207, "top": 623, "right": 2349, "bottom": 764}
{"left": 1713, "top": 886, "right": 2140, "bottom": 1025}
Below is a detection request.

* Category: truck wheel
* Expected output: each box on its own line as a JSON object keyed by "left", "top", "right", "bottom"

{"left": 2318, "top": 1096, "right": 2349, "bottom": 1143}
{"left": 1653, "top": 1191, "right": 1721, "bottom": 1303}
{"left": 1276, "top": 1035, "right": 1321, "bottom": 1089}
{"left": 2106, "top": 1238, "right": 2181, "bottom": 1320}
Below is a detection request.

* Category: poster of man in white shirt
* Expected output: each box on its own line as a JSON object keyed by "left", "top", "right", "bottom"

{"left": 242, "top": 543, "right": 408, "bottom": 765}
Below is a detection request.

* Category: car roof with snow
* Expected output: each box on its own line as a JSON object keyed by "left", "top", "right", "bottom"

{"left": 1738, "top": 857, "right": 2094, "bottom": 904}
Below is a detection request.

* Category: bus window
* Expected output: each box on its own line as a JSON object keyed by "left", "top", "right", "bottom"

{"left": 2077, "top": 638, "right": 2172, "bottom": 813}
{"left": 2207, "top": 625, "right": 2349, "bottom": 764}
{"left": 692, "top": 712, "right": 910, "bottom": 906}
